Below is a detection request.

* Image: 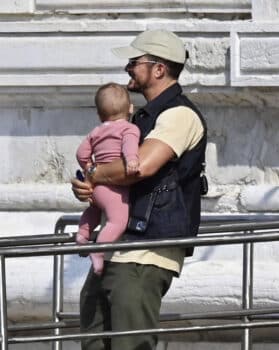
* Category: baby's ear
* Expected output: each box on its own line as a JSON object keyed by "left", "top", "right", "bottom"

{"left": 129, "top": 103, "right": 134, "bottom": 115}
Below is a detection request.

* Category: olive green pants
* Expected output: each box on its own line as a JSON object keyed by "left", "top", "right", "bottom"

{"left": 80, "top": 261, "right": 173, "bottom": 350}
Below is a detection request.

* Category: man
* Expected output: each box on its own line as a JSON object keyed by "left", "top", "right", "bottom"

{"left": 72, "top": 29, "right": 207, "bottom": 350}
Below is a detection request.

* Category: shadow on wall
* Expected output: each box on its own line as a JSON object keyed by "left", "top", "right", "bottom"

{"left": 203, "top": 106, "right": 279, "bottom": 168}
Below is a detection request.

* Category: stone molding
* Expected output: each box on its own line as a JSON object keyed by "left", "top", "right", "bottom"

{"left": 231, "top": 23, "right": 279, "bottom": 86}
{"left": 1, "top": 184, "right": 278, "bottom": 212}
{"left": 0, "top": 0, "right": 251, "bottom": 15}
{"left": 0, "top": 20, "right": 278, "bottom": 88}
{"left": 36, "top": 0, "right": 251, "bottom": 14}
{"left": 240, "top": 185, "right": 279, "bottom": 211}
{"left": 0, "top": 20, "right": 234, "bottom": 88}
{"left": 0, "top": 184, "right": 86, "bottom": 211}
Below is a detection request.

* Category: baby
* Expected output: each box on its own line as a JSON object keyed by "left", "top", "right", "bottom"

{"left": 75, "top": 82, "right": 140, "bottom": 275}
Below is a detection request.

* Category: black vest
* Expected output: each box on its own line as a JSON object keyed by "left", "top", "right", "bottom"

{"left": 125, "top": 83, "right": 207, "bottom": 254}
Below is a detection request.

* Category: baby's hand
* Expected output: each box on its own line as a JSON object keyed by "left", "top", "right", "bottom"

{"left": 126, "top": 159, "right": 139, "bottom": 175}
{"left": 90, "top": 253, "right": 104, "bottom": 276}
{"left": 76, "top": 233, "right": 89, "bottom": 245}
{"left": 76, "top": 233, "right": 90, "bottom": 257}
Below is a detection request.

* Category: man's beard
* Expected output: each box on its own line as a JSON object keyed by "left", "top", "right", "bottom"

{"left": 126, "top": 77, "right": 144, "bottom": 93}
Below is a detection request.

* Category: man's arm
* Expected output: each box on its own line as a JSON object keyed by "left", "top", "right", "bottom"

{"left": 71, "top": 138, "right": 175, "bottom": 201}
{"left": 96, "top": 138, "right": 175, "bottom": 184}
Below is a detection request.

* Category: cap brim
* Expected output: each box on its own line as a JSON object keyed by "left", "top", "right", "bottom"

{"left": 112, "top": 45, "right": 146, "bottom": 59}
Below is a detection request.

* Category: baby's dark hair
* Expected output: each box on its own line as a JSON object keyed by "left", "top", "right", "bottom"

{"left": 95, "top": 83, "right": 131, "bottom": 122}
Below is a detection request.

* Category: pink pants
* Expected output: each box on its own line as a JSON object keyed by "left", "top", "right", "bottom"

{"left": 76, "top": 184, "right": 129, "bottom": 275}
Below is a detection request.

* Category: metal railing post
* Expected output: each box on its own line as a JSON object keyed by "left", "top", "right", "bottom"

{"left": 0, "top": 255, "right": 8, "bottom": 350}
{"left": 241, "top": 231, "right": 254, "bottom": 350}
{"left": 52, "top": 225, "right": 65, "bottom": 350}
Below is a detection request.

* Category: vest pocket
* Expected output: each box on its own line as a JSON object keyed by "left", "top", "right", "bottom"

{"left": 148, "top": 184, "right": 189, "bottom": 238}
{"left": 127, "top": 182, "right": 190, "bottom": 238}
{"left": 127, "top": 190, "right": 158, "bottom": 233}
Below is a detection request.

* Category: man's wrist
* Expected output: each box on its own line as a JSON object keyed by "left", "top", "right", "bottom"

{"left": 85, "top": 164, "right": 97, "bottom": 186}
{"left": 87, "top": 164, "right": 97, "bottom": 177}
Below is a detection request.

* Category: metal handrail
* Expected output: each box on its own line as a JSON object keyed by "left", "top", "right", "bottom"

{"left": 7, "top": 307, "right": 279, "bottom": 334}
{"left": 0, "top": 216, "right": 278, "bottom": 350}
{"left": 0, "top": 230, "right": 278, "bottom": 257}
{"left": 8, "top": 320, "right": 279, "bottom": 344}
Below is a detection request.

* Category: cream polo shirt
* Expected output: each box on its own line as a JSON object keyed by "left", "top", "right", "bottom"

{"left": 105, "top": 106, "right": 204, "bottom": 276}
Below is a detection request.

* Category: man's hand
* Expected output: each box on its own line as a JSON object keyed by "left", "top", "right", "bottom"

{"left": 71, "top": 177, "right": 94, "bottom": 202}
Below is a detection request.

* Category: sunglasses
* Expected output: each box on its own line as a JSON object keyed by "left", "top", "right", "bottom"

{"left": 127, "top": 59, "right": 159, "bottom": 68}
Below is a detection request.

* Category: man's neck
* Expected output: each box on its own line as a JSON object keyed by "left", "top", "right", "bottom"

{"left": 144, "top": 79, "right": 178, "bottom": 102}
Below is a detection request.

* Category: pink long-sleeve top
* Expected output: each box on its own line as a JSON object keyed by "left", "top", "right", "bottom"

{"left": 76, "top": 119, "right": 140, "bottom": 169}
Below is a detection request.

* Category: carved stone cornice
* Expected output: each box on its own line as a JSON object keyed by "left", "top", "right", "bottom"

{"left": 36, "top": 0, "right": 251, "bottom": 14}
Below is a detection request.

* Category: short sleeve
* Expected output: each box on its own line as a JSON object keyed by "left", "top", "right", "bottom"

{"left": 145, "top": 106, "right": 204, "bottom": 157}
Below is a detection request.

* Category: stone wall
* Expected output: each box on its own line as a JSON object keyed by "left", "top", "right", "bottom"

{"left": 1, "top": 0, "right": 279, "bottom": 348}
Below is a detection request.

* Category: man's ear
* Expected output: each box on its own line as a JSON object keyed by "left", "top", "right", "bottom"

{"left": 154, "top": 63, "right": 166, "bottom": 78}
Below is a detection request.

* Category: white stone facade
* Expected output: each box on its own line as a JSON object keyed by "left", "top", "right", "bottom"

{"left": 231, "top": 23, "right": 279, "bottom": 86}
{"left": 0, "top": 1, "right": 34, "bottom": 13}
{"left": 0, "top": 0, "right": 279, "bottom": 349}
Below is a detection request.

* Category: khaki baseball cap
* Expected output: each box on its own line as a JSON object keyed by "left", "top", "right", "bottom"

{"left": 112, "top": 29, "right": 186, "bottom": 64}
